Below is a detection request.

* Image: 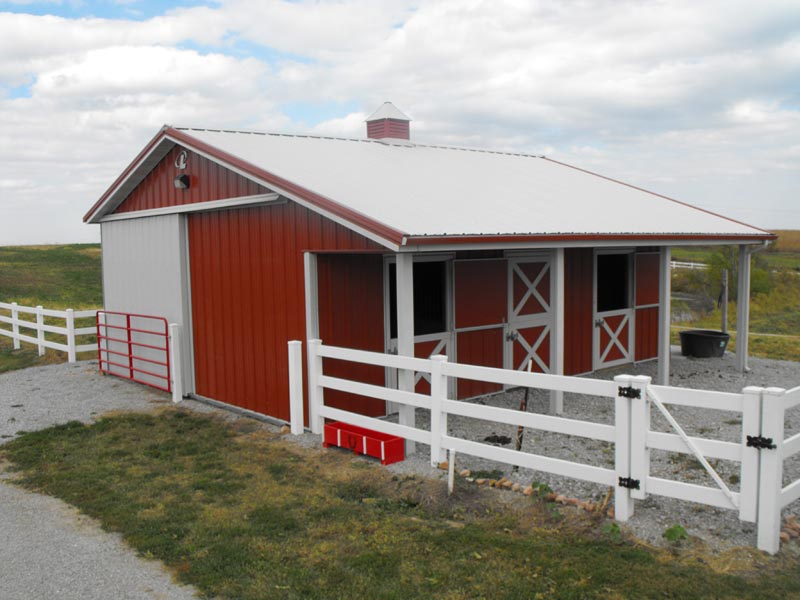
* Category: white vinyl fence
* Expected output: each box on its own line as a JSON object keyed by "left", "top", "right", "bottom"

{"left": 288, "top": 339, "right": 800, "bottom": 554}
{"left": 0, "top": 301, "right": 98, "bottom": 362}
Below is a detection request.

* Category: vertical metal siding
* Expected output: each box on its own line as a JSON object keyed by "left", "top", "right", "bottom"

{"left": 189, "top": 202, "right": 383, "bottom": 421}
{"left": 564, "top": 248, "right": 594, "bottom": 375}
{"left": 100, "top": 214, "right": 192, "bottom": 386}
{"left": 114, "top": 146, "right": 269, "bottom": 214}
{"left": 453, "top": 259, "right": 506, "bottom": 398}
{"left": 317, "top": 254, "right": 385, "bottom": 416}
{"left": 635, "top": 252, "right": 661, "bottom": 361}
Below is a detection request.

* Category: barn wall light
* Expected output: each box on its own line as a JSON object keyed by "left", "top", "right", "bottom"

{"left": 174, "top": 174, "right": 191, "bottom": 189}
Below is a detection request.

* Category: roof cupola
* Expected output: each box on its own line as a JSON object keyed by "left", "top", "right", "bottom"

{"left": 365, "top": 102, "right": 411, "bottom": 141}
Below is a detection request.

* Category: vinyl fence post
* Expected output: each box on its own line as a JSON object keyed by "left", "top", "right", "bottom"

{"left": 307, "top": 339, "right": 324, "bottom": 435}
{"left": 739, "top": 386, "right": 764, "bottom": 523}
{"left": 11, "top": 302, "right": 20, "bottom": 350}
{"left": 757, "top": 387, "right": 786, "bottom": 554}
{"left": 287, "top": 340, "right": 304, "bottom": 435}
{"left": 36, "top": 305, "right": 45, "bottom": 356}
{"left": 629, "top": 375, "right": 651, "bottom": 500}
{"left": 429, "top": 354, "right": 448, "bottom": 466}
{"left": 66, "top": 308, "right": 76, "bottom": 363}
{"left": 614, "top": 375, "right": 635, "bottom": 521}
{"left": 169, "top": 323, "right": 183, "bottom": 403}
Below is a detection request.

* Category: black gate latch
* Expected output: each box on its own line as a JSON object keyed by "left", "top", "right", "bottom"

{"left": 618, "top": 477, "right": 640, "bottom": 489}
{"left": 746, "top": 435, "right": 777, "bottom": 450}
{"left": 618, "top": 386, "right": 641, "bottom": 399}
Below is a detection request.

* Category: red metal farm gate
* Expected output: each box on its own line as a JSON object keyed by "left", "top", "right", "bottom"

{"left": 96, "top": 311, "right": 171, "bottom": 393}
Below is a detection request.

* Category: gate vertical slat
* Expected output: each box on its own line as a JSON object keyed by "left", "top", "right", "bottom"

{"left": 757, "top": 387, "right": 786, "bottom": 554}
{"left": 614, "top": 375, "right": 635, "bottom": 521}
{"left": 740, "top": 386, "right": 763, "bottom": 523}
{"left": 629, "top": 375, "right": 652, "bottom": 500}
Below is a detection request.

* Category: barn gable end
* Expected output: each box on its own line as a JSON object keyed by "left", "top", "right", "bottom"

{"left": 113, "top": 145, "right": 270, "bottom": 215}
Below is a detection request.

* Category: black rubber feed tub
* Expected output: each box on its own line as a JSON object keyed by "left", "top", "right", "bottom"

{"left": 679, "top": 329, "right": 730, "bottom": 358}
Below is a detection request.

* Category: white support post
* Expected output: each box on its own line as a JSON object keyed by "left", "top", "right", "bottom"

{"left": 66, "top": 308, "right": 76, "bottom": 363}
{"left": 657, "top": 247, "right": 671, "bottom": 385}
{"left": 614, "top": 375, "right": 635, "bottom": 521}
{"left": 757, "top": 387, "right": 786, "bottom": 554}
{"left": 739, "top": 386, "right": 764, "bottom": 523}
{"left": 628, "top": 375, "right": 651, "bottom": 500}
{"left": 169, "top": 323, "right": 184, "bottom": 403}
{"left": 287, "top": 340, "right": 304, "bottom": 435}
{"left": 736, "top": 245, "right": 752, "bottom": 373}
{"left": 11, "top": 302, "right": 20, "bottom": 350}
{"left": 303, "top": 252, "right": 319, "bottom": 341}
{"left": 307, "top": 339, "right": 325, "bottom": 435}
{"left": 396, "top": 253, "right": 416, "bottom": 454}
{"left": 36, "top": 305, "right": 45, "bottom": 356}
{"left": 429, "top": 354, "right": 448, "bottom": 466}
{"left": 550, "top": 248, "right": 565, "bottom": 414}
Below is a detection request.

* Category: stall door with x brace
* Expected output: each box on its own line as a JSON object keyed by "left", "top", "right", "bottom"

{"left": 593, "top": 250, "right": 634, "bottom": 370}
{"left": 505, "top": 255, "right": 553, "bottom": 373}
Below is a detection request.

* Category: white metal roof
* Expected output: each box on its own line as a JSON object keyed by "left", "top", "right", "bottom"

{"left": 173, "top": 127, "right": 769, "bottom": 241}
{"left": 366, "top": 102, "right": 411, "bottom": 122}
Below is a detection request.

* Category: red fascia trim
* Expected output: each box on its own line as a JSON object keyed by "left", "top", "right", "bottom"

{"left": 83, "top": 126, "right": 171, "bottom": 222}
{"left": 540, "top": 157, "right": 775, "bottom": 236}
{"left": 406, "top": 233, "right": 777, "bottom": 246}
{"left": 303, "top": 248, "right": 387, "bottom": 255}
{"left": 165, "top": 128, "right": 405, "bottom": 246}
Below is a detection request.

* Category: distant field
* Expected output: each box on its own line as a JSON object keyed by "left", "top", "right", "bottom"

{"left": 0, "top": 244, "right": 102, "bottom": 372}
{"left": 0, "top": 244, "right": 102, "bottom": 307}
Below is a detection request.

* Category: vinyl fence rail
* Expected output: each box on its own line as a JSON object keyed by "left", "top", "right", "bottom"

{"left": 0, "top": 301, "right": 98, "bottom": 362}
{"left": 288, "top": 339, "right": 800, "bottom": 554}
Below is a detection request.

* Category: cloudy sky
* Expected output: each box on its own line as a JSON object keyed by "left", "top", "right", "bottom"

{"left": 1, "top": 0, "right": 798, "bottom": 244}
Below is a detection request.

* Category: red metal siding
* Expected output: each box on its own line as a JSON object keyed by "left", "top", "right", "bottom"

{"left": 454, "top": 260, "right": 506, "bottom": 328}
{"left": 115, "top": 146, "right": 269, "bottom": 214}
{"left": 635, "top": 252, "right": 660, "bottom": 361}
{"left": 317, "top": 254, "right": 385, "bottom": 416}
{"left": 453, "top": 259, "right": 506, "bottom": 398}
{"left": 456, "top": 329, "right": 504, "bottom": 398}
{"left": 635, "top": 253, "right": 660, "bottom": 306}
{"left": 635, "top": 307, "right": 659, "bottom": 361}
{"left": 564, "top": 248, "right": 593, "bottom": 375}
{"left": 189, "top": 202, "right": 383, "bottom": 421}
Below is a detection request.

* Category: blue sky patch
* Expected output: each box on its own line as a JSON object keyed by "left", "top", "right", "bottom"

{"left": 283, "top": 100, "right": 360, "bottom": 127}
{"left": 0, "top": 0, "right": 218, "bottom": 21}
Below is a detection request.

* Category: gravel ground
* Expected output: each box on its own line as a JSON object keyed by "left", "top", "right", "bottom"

{"left": 2, "top": 351, "right": 799, "bottom": 564}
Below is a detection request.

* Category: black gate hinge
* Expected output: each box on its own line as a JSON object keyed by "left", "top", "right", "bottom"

{"left": 618, "top": 477, "right": 640, "bottom": 490}
{"left": 746, "top": 435, "right": 777, "bottom": 450}
{"left": 618, "top": 386, "right": 641, "bottom": 399}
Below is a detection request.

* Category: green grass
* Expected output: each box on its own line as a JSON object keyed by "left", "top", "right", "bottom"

{"left": 2, "top": 409, "right": 799, "bottom": 600}
{"left": 0, "top": 244, "right": 102, "bottom": 307}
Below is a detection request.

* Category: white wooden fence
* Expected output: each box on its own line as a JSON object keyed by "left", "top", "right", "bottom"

{"left": 0, "top": 301, "right": 97, "bottom": 362}
{"left": 670, "top": 260, "right": 708, "bottom": 270}
{"left": 288, "top": 339, "right": 800, "bottom": 554}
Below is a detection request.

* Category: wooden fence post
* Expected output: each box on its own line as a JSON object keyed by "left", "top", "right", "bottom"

{"left": 629, "top": 375, "right": 652, "bottom": 501}
{"left": 169, "top": 323, "right": 183, "bottom": 403}
{"left": 614, "top": 375, "right": 635, "bottom": 521}
{"left": 429, "top": 354, "right": 448, "bottom": 466}
{"left": 36, "top": 305, "right": 45, "bottom": 356}
{"left": 739, "top": 386, "right": 764, "bottom": 523}
{"left": 11, "top": 302, "right": 20, "bottom": 350}
{"left": 757, "top": 387, "right": 786, "bottom": 554}
{"left": 66, "top": 308, "right": 76, "bottom": 363}
{"left": 307, "top": 339, "right": 324, "bottom": 435}
{"left": 287, "top": 340, "right": 304, "bottom": 435}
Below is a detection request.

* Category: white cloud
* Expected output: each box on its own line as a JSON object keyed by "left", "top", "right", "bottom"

{"left": 0, "top": 0, "right": 799, "bottom": 244}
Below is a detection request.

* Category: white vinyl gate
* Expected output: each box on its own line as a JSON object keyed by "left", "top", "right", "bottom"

{"left": 290, "top": 340, "right": 800, "bottom": 554}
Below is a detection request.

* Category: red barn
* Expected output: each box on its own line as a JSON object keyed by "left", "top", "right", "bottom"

{"left": 84, "top": 103, "right": 774, "bottom": 424}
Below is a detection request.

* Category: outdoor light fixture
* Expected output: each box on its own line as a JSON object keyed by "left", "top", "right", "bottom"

{"left": 173, "top": 174, "right": 191, "bottom": 189}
